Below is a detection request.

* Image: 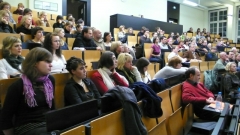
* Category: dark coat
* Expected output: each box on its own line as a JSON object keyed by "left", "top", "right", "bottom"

{"left": 0, "top": 22, "right": 15, "bottom": 33}
{"left": 64, "top": 78, "right": 101, "bottom": 106}
{"left": 224, "top": 73, "right": 240, "bottom": 97}
{"left": 16, "top": 25, "right": 32, "bottom": 34}
{"left": 104, "top": 86, "right": 147, "bottom": 135}
{"left": 72, "top": 34, "right": 97, "bottom": 50}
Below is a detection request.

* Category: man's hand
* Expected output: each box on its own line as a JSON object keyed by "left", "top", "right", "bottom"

{"left": 206, "top": 97, "right": 215, "bottom": 104}
{"left": 96, "top": 46, "right": 102, "bottom": 50}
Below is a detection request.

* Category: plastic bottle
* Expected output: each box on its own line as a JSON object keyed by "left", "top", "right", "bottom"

{"left": 215, "top": 92, "right": 222, "bottom": 112}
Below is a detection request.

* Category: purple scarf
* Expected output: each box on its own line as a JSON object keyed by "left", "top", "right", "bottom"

{"left": 21, "top": 74, "right": 54, "bottom": 108}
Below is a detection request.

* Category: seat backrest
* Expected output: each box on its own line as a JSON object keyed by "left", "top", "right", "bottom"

{"left": 0, "top": 33, "right": 21, "bottom": 48}
{"left": 182, "top": 104, "right": 193, "bottom": 135}
{"left": 199, "top": 61, "right": 208, "bottom": 72}
{"left": 138, "top": 101, "right": 157, "bottom": 131}
{"left": 166, "top": 107, "right": 183, "bottom": 135}
{"left": 157, "top": 89, "right": 173, "bottom": 122}
{"left": 208, "top": 61, "right": 216, "bottom": 70}
{"left": 148, "top": 63, "right": 155, "bottom": 79}
{"left": 187, "top": 33, "right": 193, "bottom": 38}
{"left": 86, "top": 70, "right": 97, "bottom": 79}
{"left": 62, "top": 50, "right": 82, "bottom": 60}
{"left": 41, "top": 26, "right": 53, "bottom": 33}
{"left": 0, "top": 78, "right": 19, "bottom": 107}
{"left": 21, "top": 49, "right": 29, "bottom": 58}
{"left": 170, "top": 83, "right": 182, "bottom": 112}
{"left": 67, "top": 38, "right": 75, "bottom": 50}
{"left": 60, "top": 125, "right": 85, "bottom": 135}
{"left": 148, "top": 119, "right": 168, "bottom": 135}
{"left": 113, "top": 28, "right": 119, "bottom": 36}
{"left": 144, "top": 43, "right": 152, "bottom": 59}
{"left": 90, "top": 109, "right": 125, "bottom": 135}
{"left": 83, "top": 50, "right": 101, "bottom": 71}
{"left": 164, "top": 52, "right": 170, "bottom": 64}
{"left": 23, "top": 34, "right": 32, "bottom": 42}
{"left": 52, "top": 73, "right": 71, "bottom": 109}
{"left": 127, "top": 36, "right": 137, "bottom": 47}
{"left": 12, "top": 14, "right": 21, "bottom": 23}
{"left": 190, "top": 62, "right": 199, "bottom": 69}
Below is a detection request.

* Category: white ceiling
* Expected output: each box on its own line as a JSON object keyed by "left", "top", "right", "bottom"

{"left": 168, "top": 0, "right": 240, "bottom": 9}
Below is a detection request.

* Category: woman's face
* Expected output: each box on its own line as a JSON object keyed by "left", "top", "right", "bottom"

{"left": 155, "top": 38, "right": 159, "bottom": 44}
{"left": 35, "top": 30, "right": 43, "bottom": 39}
{"left": 106, "top": 33, "right": 112, "bottom": 41}
{"left": 10, "top": 42, "right": 22, "bottom": 56}
{"left": 41, "top": 13, "right": 47, "bottom": 20}
{"left": 51, "top": 36, "right": 60, "bottom": 50}
{"left": 3, "top": 5, "right": 10, "bottom": 11}
{"left": 124, "top": 58, "right": 133, "bottom": 70}
{"left": 143, "top": 65, "right": 148, "bottom": 73}
{"left": 3, "top": 13, "right": 9, "bottom": 22}
{"left": 77, "top": 25, "right": 83, "bottom": 32}
{"left": 72, "top": 64, "right": 86, "bottom": 79}
{"left": 25, "top": 17, "right": 32, "bottom": 25}
{"left": 230, "top": 64, "right": 237, "bottom": 72}
{"left": 116, "top": 45, "right": 123, "bottom": 54}
{"left": 112, "top": 55, "right": 118, "bottom": 68}
{"left": 58, "top": 30, "right": 65, "bottom": 38}
{"left": 175, "top": 63, "right": 182, "bottom": 69}
{"left": 128, "top": 29, "right": 133, "bottom": 33}
{"left": 36, "top": 60, "right": 52, "bottom": 76}
{"left": 65, "top": 25, "right": 72, "bottom": 31}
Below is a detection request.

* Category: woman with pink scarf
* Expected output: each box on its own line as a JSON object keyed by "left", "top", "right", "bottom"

{"left": 0, "top": 47, "right": 55, "bottom": 135}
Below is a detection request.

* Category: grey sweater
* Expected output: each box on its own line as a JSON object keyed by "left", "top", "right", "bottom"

{"left": 153, "top": 66, "right": 188, "bottom": 79}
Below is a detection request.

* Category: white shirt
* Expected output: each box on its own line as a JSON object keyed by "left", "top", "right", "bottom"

{"left": 159, "top": 42, "right": 169, "bottom": 49}
{"left": 51, "top": 55, "right": 67, "bottom": 73}
{"left": 0, "top": 59, "right": 21, "bottom": 80}
{"left": 141, "top": 71, "right": 151, "bottom": 83}
{"left": 168, "top": 52, "right": 187, "bottom": 62}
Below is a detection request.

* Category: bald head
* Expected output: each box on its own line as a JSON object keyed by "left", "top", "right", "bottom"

{"left": 220, "top": 52, "right": 227, "bottom": 61}
{"left": 93, "top": 29, "right": 102, "bottom": 39}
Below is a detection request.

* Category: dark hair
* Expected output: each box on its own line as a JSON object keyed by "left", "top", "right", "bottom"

{"left": 82, "top": 27, "right": 91, "bottom": 34}
{"left": 23, "top": 8, "right": 32, "bottom": 15}
{"left": 185, "top": 67, "right": 197, "bottom": 78}
{"left": 77, "top": 19, "right": 84, "bottom": 24}
{"left": 153, "top": 37, "right": 159, "bottom": 44}
{"left": 0, "top": 2, "right": 10, "bottom": 10}
{"left": 168, "top": 56, "right": 182, "bottom": 68}
{"left": 67, "top": 14, "right": 72, "bottom": 20}
{"left": 66, "top": 57, "right": 86, "bottom": 75}
{"left": 103, "top": 32, "right": 111, "bottom": 42}
{"left": 155, "top": 27, "right": 160, "bottom": 31}
{"left": 143, "top": 28, "right": 149, "bottom": 34}
{"left": 56, "top": 15, "right": 63, "bottom": 22}
{"left": 98, "top": 51, "right": 114, "bottom": 68}
{"left": 43, "top": 33, "right": 62, "bottom": 58}
{"left": 31, "top": 26, "right": 43, "bottom": 39}
{"left": 160, "top": 36, "right": 166, "bottom": 41}
{"left": 22, "top": 47, "right": 52, "bottom": 80}
{"left": 135, "top": 57, "right": 150, "bottom": 74}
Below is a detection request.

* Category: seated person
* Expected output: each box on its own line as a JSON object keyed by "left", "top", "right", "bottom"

{"left": 205, "top": 47, "right": 218, "bottom": 61}
{"left": 17, "top": 8, "right": 35, "bottom": 26}
{"left": 35, "top": 11, "right": 51, "bottom": 27}
{"left": 153, "top": 56, "right": 188, "bottom": 79}
{"left": 64, "top": 21, "right": 74, "bottom": 34}
{"left": 116, "top": 53, "right": 143, "bottom": 85}
{"left": 53, "top": 28, "right": 69, "bottom": 50}
{"left": 168, "top": 46, "right": 187, "bottom": 62}
{"left": 110, "top": 41, "right": 123, "bottom": 58}
{"left": 125, "top": 27, "right": 135, "bottom": 36}
{"left": 0, "top": 47, "right": 55, "bottom": 135}
{"left": 231, "top": 47, "right": 238, "bottom": 55}
{"left": 72, "top": 27, "right": 101, "bottom": 50}
{"left": 137, "top": 26, "right": 146, "bottom": 37}
{"left": 139, "top": 28, "right": 152, "bottom": 46}
{"left": 0, "top": 36, "right": 23, "bottom": 79}
{"left": 16, "top": 15, "right": 33, "bottom": 35}
{"left": 103, "top": 32, "right": 112, "bottom": 47}
{"left": 93, "top": 29, "right": 105, "bottom": 51}
{"left": 26, "top": 26, "right": 44, "bottom": 46}
{"left": 53, "top": 15, "right": 65, "bottom": 30}
{"left": 91, "top": 51, "right": 128, "bottom": 95}
{"left": 228, "top": 51, "right": 235, "bottom": 62}
{"left": 13, "top": 3, "right": 24, "bottom": 15}
{"left": 136, "top": 57, "right": 151, "bottom": 83}
{"left": 224, "top": 62, "right": 240, "bottom": 102}
{"left": 122, "top": 43, "right": 136, "bottom": 60}
{"left": 149, "top": 37, "right": 163, "bottom": 68}
{"left": 73, "top": 24, "right": 83, "bottom": 37}
{"left": 182, "top": 44, "right": 201, "bottom": 62}
{"left": 213, "top": 52, "right": 228, "bottom": 71}
{"left": 0, "top": 2, "right": 16, "bottom": 24}
{"left": 43, "top": 33, "right": 67, "bottom": 73}
{"left": 187, "top": 27, "right": 193, "bottom": 33}
{"left": 182, "top": 67, "right": 219, "bottom": 121}
{"left": 159, "top": 36, "right": 171, "bottom": 53}
{"left": 117, "top": 25, "right": 125, "bottom": 41}
{"left": 64, "top": 57, "right": 101, "bottom": 106}
{"left": 0, "top": 10, "right": 15, "bottom": 33}
{"left": 235, "top": 53, "right": 240, "bottom": 68}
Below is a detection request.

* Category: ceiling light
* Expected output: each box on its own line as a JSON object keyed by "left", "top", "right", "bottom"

{"left": 183, "top": 0, "right": 198, "bottom": 7}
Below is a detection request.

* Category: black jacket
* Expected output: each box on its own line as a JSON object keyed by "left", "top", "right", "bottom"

{"left": 64, "top": 78, "right": 101, "bottom": 106}
{"left": 0, "top": 22, "right": 15, "bottom": 33}
{"left": 72, "top": 34, "right": 97, "bottom": 50}
{"left": 53, "top": 22, "right": 64, "bottom": 29}
{"left": 224, "top": 73, "right": 240, "bottom": 97}
{"left": 16, "top": 25, "right": 32, "bottom": 34}
{"left": 104, "top": 86, "right": 147, "bottom": 135}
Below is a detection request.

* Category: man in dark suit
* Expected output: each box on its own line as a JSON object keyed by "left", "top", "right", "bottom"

{"left": 182, "top": 44, "right": 201, "bottom": 62}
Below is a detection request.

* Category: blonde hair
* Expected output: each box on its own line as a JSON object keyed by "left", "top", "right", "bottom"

{"left": 2, "top": 36, "right": 22, "bottom": 58}
{"left": 53, "top": 28, "right": 64, "bottom": 46}
{"left": 0, "top": 10, "right": 9, "bottom": 23}
{"left": 225, "top": 62, "right": 236, "bottom": 72}
{"left": 39, "top": 11, "right": 47, "bottom": 18}
{"left": 119, "top": 25, "right": 125, "bottom": 31}
{"left": 20, "top": 15, "right": 32, "bottom": 25}
{"left": 110, "top": 41, "right": 122, "bottom": 52}
{"left": 117, "top": 53, "right": 133, "bottom": 70}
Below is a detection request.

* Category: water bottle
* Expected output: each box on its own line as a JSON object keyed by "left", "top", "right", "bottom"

{"left": 215, "top": 92, "right": 222, "bottom": 112}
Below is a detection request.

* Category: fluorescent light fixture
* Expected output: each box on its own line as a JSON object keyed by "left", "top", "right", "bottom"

{"left": 183, "top": 0, "right": 198, "bottom": 7}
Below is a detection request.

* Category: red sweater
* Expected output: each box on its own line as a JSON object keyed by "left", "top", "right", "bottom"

{"left": 90, "top": 71, "right": 128, "bottom": 95}
{"left": 18, "top": 16, "right": 35, "bottom": 25}
{"left": 182, "top": 81, "right": 214, "bottom": 104}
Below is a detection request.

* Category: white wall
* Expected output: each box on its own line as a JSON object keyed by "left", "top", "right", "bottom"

{"left": 91, "top": 0, "right": 167, "bottom": 33}
{"left": 180, "top": 4, "right": 206, "bottom": 32}
{"left": 8, "top": 0, "right": 62, "bottom": 15}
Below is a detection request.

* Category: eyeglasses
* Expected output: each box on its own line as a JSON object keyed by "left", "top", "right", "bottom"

{"left": 53, "top": 40, "right": 60, "bottom": 42}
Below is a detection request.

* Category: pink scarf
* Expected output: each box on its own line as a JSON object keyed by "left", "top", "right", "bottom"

{"left": 21, "top": 74, "right": 54, "bottom": 108}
